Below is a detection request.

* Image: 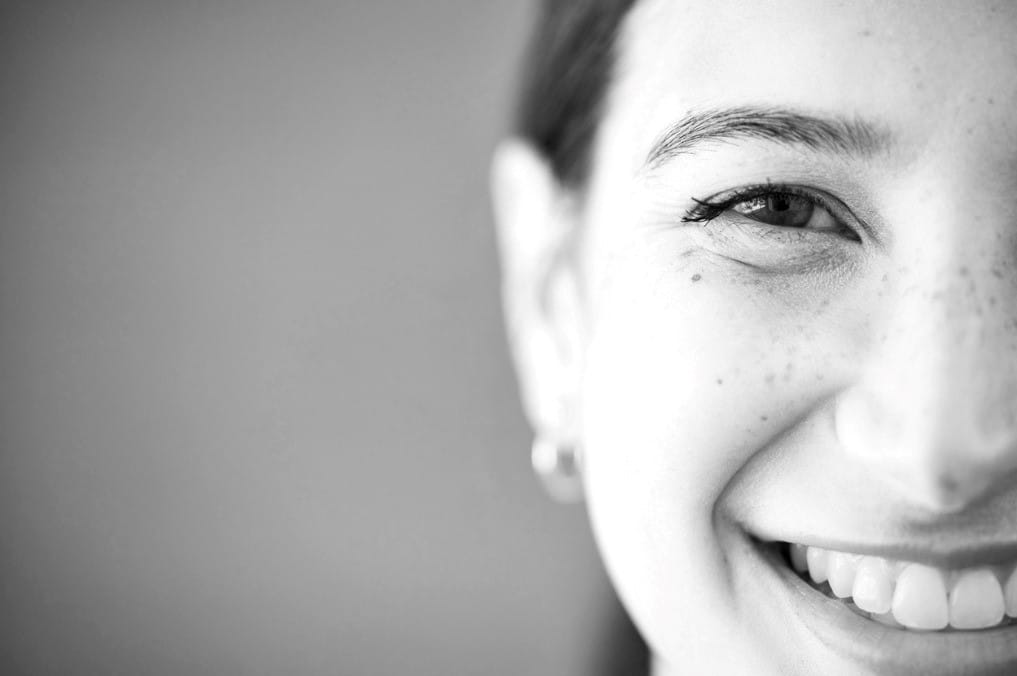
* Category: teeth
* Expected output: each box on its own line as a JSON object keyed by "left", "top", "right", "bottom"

{"left": 790, "top": 543, "right": 808, "bottom": 573}
{"left": 852, "top": 557, "right": 893, "bottom": 614}
{"left": 789, "top": 543, "right": 1017, "bottom": 632}
{"left": 949, "top": 568, "right": 1004, "bottom": 629}
{"left": 828, "top": 552, "right": 861, "bottom": 598}
{"left": 1007, "top": 569, "right": 1017, "bottom": 618}
{"left": 806, "top": 547, "right": 830, "bottom": 584}
{"left": 893, "top": 564, "right": 949, "bottom": 630}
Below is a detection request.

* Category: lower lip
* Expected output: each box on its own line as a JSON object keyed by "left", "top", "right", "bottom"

{"left": 739, "top": 531, "right": 1017, "bottom": 675}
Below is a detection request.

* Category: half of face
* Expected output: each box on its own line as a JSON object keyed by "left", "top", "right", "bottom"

{"left": 494, "top": 1, "right": 1017, "bottom": 674}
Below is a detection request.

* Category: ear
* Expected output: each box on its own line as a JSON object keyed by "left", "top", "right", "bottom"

{"left": 490, "top": 139, "right": 586, "bottom": 449}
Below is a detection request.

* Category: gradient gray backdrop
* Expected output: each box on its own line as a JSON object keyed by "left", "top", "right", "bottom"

{"left": 0, "top": 2, "right": 617, "bottom": 674}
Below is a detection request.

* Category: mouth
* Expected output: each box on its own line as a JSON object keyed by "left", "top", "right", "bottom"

{"left": 743, "top": 533, "right": 1017, "bottom": 674}
{"left": 771, "top": 540, "right": 1017, "bottom": 631}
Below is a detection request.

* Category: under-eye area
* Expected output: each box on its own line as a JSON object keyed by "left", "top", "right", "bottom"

{"left": 671, "top": 217, "right": 863, "bottom": 280}
{"left": 764, "top": 541, "right": 1017, "bottom": 632}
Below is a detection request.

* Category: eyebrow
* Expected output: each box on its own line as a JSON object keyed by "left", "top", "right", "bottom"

{"left": 644, "top": 106, "right": 889, "bottom": 169}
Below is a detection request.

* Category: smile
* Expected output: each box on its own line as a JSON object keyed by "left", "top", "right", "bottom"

{"left": 780, "top": 542, "right": 1017, "bottom": 631}
{"left": 739, "top": 531, "right": 1017, "bottom": 674}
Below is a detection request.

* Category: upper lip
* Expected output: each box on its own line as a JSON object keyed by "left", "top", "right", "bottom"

{"left": 749, "top": 529, "right": 1017, "bottom": 569}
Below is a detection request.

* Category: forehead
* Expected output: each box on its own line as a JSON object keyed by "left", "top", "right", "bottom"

{"left": 604, "top": 0, "right": 1017, "bottom": 174}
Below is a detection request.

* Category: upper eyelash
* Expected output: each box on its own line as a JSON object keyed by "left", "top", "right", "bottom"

{"left": 680, "top": 196, "right": 730, "bottom": 223}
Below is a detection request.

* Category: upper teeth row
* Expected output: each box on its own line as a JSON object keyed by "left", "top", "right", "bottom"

{"left": 790, "top": 544, "right": 1017, "bottom": 631}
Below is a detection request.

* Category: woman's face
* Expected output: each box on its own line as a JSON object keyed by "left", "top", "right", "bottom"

{"left": 497, "top": 0, "right": 1017, "bottom": 674}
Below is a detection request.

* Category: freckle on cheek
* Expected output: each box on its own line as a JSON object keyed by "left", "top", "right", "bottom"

{"left": 691, "top": 273, "right": 702, "bottom": 283}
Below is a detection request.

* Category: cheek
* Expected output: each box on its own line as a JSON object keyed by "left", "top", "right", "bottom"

{"left": 578, "top": 254, "right": 849, "bottom": 658}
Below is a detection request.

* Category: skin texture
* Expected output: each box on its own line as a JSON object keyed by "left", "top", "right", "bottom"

{"left": 494, "top": 1, "right": 1017, "bottom": 673}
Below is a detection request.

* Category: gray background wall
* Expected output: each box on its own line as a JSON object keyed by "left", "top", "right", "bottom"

{"left": 0, "top": 2, "right": 616, "bottom": 674}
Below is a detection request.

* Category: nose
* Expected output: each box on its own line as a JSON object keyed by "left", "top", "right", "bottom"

{"left": 835, "top": 217, "right": 1017, "bottom": 513}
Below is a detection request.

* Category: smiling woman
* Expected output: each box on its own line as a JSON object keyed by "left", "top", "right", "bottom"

{"left": 493, "top": 1, "right": 1017, "bottom": 674}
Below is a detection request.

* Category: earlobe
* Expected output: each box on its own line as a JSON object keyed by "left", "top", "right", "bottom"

{"left": 490, "top": 139, "right": 586, "bottom": 491}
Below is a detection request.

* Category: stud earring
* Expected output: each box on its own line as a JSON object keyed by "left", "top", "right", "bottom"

{"left": 531, "top": 434, "right": 583, "bottom": 502}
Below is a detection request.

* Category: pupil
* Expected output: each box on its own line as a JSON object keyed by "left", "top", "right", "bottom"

{"left": 769, "top": 195, "right": 792, "bottom": 212}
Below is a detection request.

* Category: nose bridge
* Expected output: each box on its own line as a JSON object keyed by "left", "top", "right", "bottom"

{"left": 890, "top": 256, "right": 1015, "bottom": 451}
{"left": 840, "top": 219, "right": 1017, "bottom": 511}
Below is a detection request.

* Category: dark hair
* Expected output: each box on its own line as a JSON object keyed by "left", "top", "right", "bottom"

{"left": 515, "top": 0, "right": 639, "bottom": 188}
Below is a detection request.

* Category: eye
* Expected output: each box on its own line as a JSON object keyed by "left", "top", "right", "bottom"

{"left": 683, "top": 186, "right": 861, "bottom": 242}
{"left": 733, "top": 193, "right": 819, "bottom": 228}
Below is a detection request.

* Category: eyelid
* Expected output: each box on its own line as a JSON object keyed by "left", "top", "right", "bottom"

{"left": 682, "top": 183, "right": 864, "bottom": 242}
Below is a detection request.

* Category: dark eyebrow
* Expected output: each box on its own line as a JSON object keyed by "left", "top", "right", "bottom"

{"left": 644, "top": 106, "right": 889, "bottom": 169}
